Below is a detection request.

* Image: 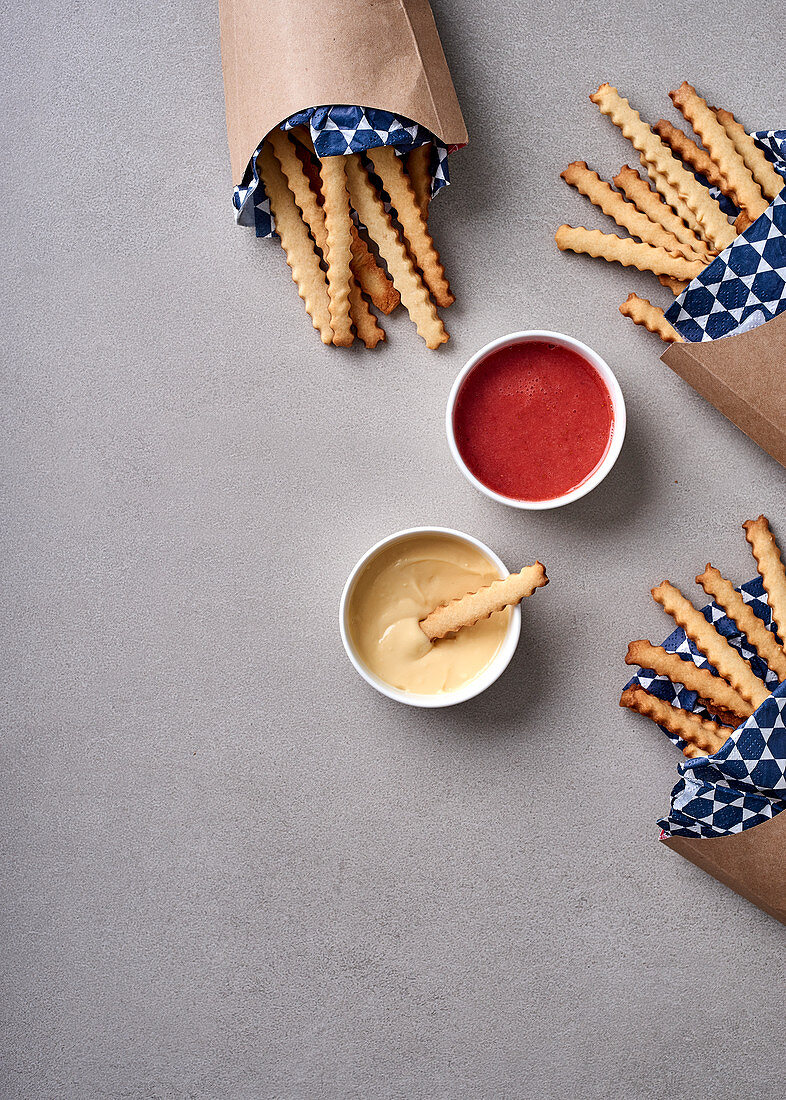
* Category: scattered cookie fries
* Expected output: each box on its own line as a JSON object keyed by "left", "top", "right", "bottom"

{"left": 257, "top": 131, "right": 453, "bottom": 349}
{"left": 556, "top": 82, "right": 779, "bottom": 343}
{"left": 620, "top": 516, "right": 786, "bottom": 760}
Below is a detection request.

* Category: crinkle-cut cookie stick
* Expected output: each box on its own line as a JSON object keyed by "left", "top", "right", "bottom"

{"left": 620, "top": 686, "right": 730, "bottom": 757}
{"left": 625, "top": 640, "right": 752, "bottom": 719}
{"left": 555, "top": 226, "right": 704, "bottom": 281}
{"left": 590, "top": 84, "right": 735, "bottom": 252}
{"left": 619, "top": 294, "right": 684, "bottom": 343}
{"left": 319, "top": 154, "right": 354, "bottom": 347}
{"left": 420, "top": 563, "right": 548, "bottom": 641}
{"left": 653, "top": 119, "right": 732, "bottom": 196}
{"left": 743, "top": 516, "right": 786, "bottom": 650}
{"left": 256, "top": 143, "right": 333, "bottom": 343}
{"left": 345, "top": 153, "right": 448, "bottom": 349}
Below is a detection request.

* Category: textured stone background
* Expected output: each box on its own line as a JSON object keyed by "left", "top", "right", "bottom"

{"left": 2, "top": 1, "right": 785, "bottom": 1097}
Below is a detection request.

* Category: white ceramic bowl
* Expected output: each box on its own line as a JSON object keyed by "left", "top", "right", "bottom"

{"left": 339, "top": 526, "right": 521, "bottom": 708}
{"left": 446, "top": 330, "right": 626, "bottom": 510}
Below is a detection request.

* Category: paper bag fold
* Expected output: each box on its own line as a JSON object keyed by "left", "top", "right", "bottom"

{"left": 219, "top": 0, "right": 468, "bottom": 185}
{"left": 662, "top": 810, "right": 786, "bottom": 924}
{"left": 661, "top": 311, "right": 786, "bottom": 468}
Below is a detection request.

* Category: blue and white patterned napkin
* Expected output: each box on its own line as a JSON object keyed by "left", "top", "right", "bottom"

{"left": 625, "top": 575, "right": 786, "bottom": 839}
{"left": 665, "top": 131, "right": 786, "bottom": 341}
{"left": 232, "top": 105, "right": 453, "bottom": 238}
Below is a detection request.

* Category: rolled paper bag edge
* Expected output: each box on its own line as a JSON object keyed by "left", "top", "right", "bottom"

{"left": 661, "top": 310, "right": 786, "bottom": 469}
{"left": 661, "top": 808, "right": 786, "bottom": 925}
{"left": 219, "top": 0, "right": 468, "bottom": 186}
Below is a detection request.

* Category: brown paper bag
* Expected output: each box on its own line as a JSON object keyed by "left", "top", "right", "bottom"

{"left": 661, "top": 312, "right": 786, "bottom": 468}
{"left": 219, "top": 0, "right": 467, "bottom": 185}
{"left": 662, "top": 811, "right": 786, "bottom": 924}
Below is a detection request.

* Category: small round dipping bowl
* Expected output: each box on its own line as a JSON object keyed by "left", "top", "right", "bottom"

{"left": 446, "top": 330, "right": 626, "bottom": 510}
{"left": 339, "top": 526, "right": 521, "bottom": 708}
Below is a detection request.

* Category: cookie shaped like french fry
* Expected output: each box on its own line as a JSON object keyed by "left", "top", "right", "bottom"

{"left": 613, "top": 166, "right": 712, "bottom": 260}
{"left": 743, "top": 516, "right": 786, "bottom": 648}
{"left": 407, "top": 142, "right": 432, "bottom": 218}
{"left": 651, "top": 581, "right": 769, "bottom": 709}
{"left": 714, "top": 107, "right": 784, "bottom": 202}
{"left": 620, "top": 686, "right": 730, "bottom": 757}
{"left": 345, "top": 153, "right": 448, "bottom": 349}
{"left": 653, "top": 118, "right": 731, "bottom": 195}
{"left": 256, "top": 144, "right": 333, "bottom": 344}
{"left": 590, "top": 84, "right": 735, "bottom": 251}
{"left": 561, "top": 162, "right": 699, "bottom": 259}
{"left": 697, "top": 565, "right": 786, "bottom": 682}
{"left": 419, "top": 563, "right": 548, "bottom": 642}
{"left": 735, "top": 211, "right": 754, "bottom": 234}
{"left": 625, "top": 640, "right": 753, "bottom": 720}
{"left": 669, "top": 83, "right": 768, "bottom": 223}
{"left": 555, "top": 227, "right": 705, "bottom": 281}
{"left": 619, "top": 294, "right": 684, "bottom": 343}
{"left": 320, "top": 155, "right": 354, "bottom": 346}
{"left": 366, "top": 145, "right": 454, "bottom": 308}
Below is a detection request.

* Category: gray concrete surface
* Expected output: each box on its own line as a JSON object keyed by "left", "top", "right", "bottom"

{"left": 2, "top": 1, "right": 785, "bottom": 1097}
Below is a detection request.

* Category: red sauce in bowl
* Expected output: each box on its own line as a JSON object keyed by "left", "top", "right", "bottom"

{"left": 453, "top": 340, "right": 614, "bottom": 502}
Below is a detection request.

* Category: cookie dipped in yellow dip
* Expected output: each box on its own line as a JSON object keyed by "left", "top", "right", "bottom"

{"left": 347, "top": 533, "right": 510, "bottom": 695}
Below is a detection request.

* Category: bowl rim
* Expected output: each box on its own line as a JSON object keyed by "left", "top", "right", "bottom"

{"left": 445, "top": 329, "right": 627, "bottom": 510}
{"left": 338, "top": 526, "right": 522, "bottom": 708}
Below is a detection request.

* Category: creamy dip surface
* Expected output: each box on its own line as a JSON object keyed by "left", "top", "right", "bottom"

{"left": 348, "top": 533, "right": 510, "bottom": 694}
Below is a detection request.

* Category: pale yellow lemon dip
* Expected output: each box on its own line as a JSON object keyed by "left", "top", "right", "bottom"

{"left": 348, "top": 533, "right": 510, "bottom": 694}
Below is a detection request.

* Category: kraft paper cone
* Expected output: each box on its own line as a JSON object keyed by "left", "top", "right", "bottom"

{"left": 662, "top": 312, "right": 786, "bottom": 468}
{"left": 219, "top": 0, "right": 467, "bottom": 185}
{"left": 662, "top": 811, "right": 786, "bottom": 925}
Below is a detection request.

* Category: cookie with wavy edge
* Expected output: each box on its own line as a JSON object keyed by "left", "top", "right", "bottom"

{"left": 653, "top": 119, "right": 731, "bottom": 196}
{"left": 620, "top": 686, "right": 729, "bottom": 757}
{"left": 743, "top": 516, "right": 786, "bottom": 649}
{"left": 555, "top": 226, "right": 705, "bottom": 280}
{"left": 256, "top": 143, "right": 333, "bottom": 344}
{"left": 420, "top": 563, "right": 548, "bottom": 642}
{"left": 619, "top": 294, "right": 684, "bottom": 343}
{"left": 406, "top": 142, "right": 432, "bottom": 219}
{"left": 319, "top": 155, "right": 354, "bottom": 347}
{"left": 625, "top": 640, "right": 752, "bottom": 719}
